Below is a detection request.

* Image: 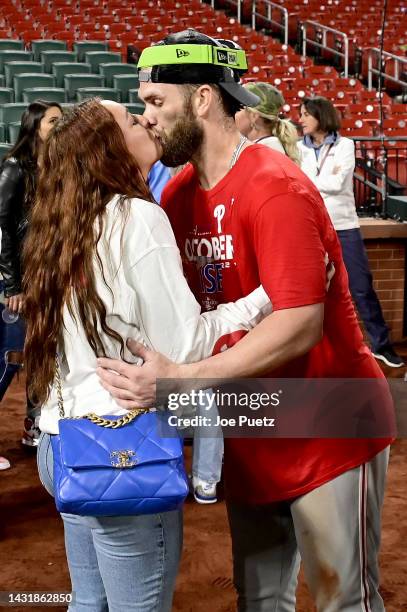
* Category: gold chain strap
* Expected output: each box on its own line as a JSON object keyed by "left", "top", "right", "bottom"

{"left": 54, "top": 355, "right": 148, "bottom": 428}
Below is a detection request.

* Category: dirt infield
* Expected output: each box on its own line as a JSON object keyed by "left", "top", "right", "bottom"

{"left": 0, "top": 368, "right": 406, "bottom": 612}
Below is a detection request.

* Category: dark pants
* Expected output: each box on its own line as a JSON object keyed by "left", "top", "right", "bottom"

{"left": 337, "top": 228, "right": 390, "bottom": 352}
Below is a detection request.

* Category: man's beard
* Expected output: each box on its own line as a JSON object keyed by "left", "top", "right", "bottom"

{"left": 160, "top": 110, "right": 204, "bottom": 168}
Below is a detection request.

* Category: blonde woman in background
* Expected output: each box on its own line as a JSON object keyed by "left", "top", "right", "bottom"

{"left": 235, "top": 82, "right": 301, "bottom": 165}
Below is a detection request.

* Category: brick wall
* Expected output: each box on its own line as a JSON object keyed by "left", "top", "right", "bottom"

{"left": 364, "top": 240, "right": 406, "bottom": 341}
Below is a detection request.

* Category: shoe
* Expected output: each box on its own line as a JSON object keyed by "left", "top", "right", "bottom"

{"left": 21, "top": 416, "right": 41, "bottom": 447}
{"left": 0, "top": 456, "right": 11, "bottom": 470}
{"left": 373, "top": 346, "right": 405, "bottom": 368}
{"left": 193, "top": 479, "right": 218, "bottom": 504}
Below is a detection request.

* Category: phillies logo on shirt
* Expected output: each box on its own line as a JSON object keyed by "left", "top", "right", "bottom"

{"left": 214, "top": 204, "right": 225, "bottom": 233}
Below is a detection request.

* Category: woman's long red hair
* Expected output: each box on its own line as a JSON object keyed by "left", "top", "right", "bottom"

{"left": 23, "top": 99, "right": 152, "bottom": 404}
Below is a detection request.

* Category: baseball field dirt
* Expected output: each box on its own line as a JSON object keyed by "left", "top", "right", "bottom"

{"left": 1, "top": 361, "right": 406, "bottom": 612}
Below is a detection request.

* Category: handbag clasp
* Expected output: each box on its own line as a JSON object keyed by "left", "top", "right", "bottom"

{"left": 110, "top": 450, "right": 137, "bottom": 468}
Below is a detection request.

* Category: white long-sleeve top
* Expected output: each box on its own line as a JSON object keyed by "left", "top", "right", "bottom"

{"left": 40, "top": 195, "right": 271, "bottom": 434}
{"left": 298, "top": 135, "right": 359, "bottom": 231}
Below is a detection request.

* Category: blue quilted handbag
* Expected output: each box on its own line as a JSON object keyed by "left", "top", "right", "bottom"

{"left": 51, "top": 358, "right": 189, "bottom": 517}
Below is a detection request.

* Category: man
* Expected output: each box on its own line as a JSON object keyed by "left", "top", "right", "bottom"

{"left": 98, "top": 29, "right": 394, "bottom": 610}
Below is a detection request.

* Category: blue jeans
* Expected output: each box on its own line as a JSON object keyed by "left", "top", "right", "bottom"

{"left": 192, "top": 390, "right": 224, "bottom": 484}
{"left": 337, "top": 228, "right": 390, "bottom": 352}
{"left": 37, "top": 434, "right": 183, "bottom": 612}
{"left": 0, "top": 301, "right": 25, "bottom": 402}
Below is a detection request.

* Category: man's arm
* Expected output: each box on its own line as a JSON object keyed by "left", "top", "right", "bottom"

{"left": 97, "top": 302, "right": 323, "bottom": 408}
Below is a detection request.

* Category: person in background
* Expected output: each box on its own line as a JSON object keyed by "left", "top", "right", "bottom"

{"left": 0, "top": 100, "right": 63, "bottom": 446}
{"left": 0, "top": 225, "right": 11, "bottom": 470}
{"left": 298, "top": 96, "right": 404, "bottom": 368}
{"left": 148, "top": 161, "right": 224, "bottom": 505}
{"left": 148, "top": 160, "right": 171, "bottom": 203}
{"left": 235, "top": 81, "right": 301, "bottom": 165}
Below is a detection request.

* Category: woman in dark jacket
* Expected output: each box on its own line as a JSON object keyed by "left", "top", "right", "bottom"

{"left": 0, "top": 100, "right": 62, "bottom": 451}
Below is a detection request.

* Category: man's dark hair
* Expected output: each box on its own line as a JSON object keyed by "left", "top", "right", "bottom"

{"left": 301, "top": 96, "right": 341, "bottom": 132}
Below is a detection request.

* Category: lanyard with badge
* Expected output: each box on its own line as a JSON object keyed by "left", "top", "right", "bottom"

{"left": 316, "top": 144, "right": 334, "bottom": 176}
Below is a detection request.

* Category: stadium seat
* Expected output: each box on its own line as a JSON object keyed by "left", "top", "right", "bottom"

{"left": 31, "top": 40, "right": 67, "bottom": 62}
{"left": 8, "top": 121, "right": 21, "bottom": 145}
{"left": 52, "top": 62, "right": 92, "bottom": 87}
{"left": 64, "top": 74, "right": 105, "bottom": 101}
{"left": 112, "top": 75, "right": 139, "bottom": 102}
{"left": 128, "top": 89, "right": 142, "bottom": 104}
{"left": 0, "top": 103, "right": 27, "bottom": 127}
{"left": 40, "top": 50, "right": 78, "bottom": 73}
{"left": 99, "top": 63, "right": 138, "bottom": 87}
{"left": 0, "top": 51, "right": 34, "bottom": 74}
{"left": 76, "top": 87, "right": 121, "bottom": 102}
{"left": 84, "top": 51, "right": 122, "bottom": 73}
{"left": 125, "top": 102, "right": 145, "bottom": 114}
{"left": 22, "top": 88, "right": 66, "bottom": 103}
{"left": 72, "top": 41, "right": 109, "bottom": 62}
{"left": 0, "top": 141, "right": 11, "bottom": 159}
{"left": 14, "top": 74, "right": 56, "bottom": 102}
{"left": 0, "top": 40, "right": 24, "bottom": 51}
{"left": 0, "top": 123, "right": 5, "bottom": 141}
{"left": 0, "top": 88, "right": 14, "bottom": 104}
{"left": 5, "top": 62, "right": 44, "bottom": 88}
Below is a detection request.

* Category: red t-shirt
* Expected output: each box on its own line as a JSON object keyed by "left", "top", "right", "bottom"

{"left": 162, "top": 145, "right": 393, "bottom": 504}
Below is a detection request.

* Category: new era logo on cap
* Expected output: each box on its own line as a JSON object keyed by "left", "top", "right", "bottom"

{"left": 176, "top": 49, "right": 190, "bottom": 58}
{"left": 216, "top": 49, "right": 238, "bottom": 66}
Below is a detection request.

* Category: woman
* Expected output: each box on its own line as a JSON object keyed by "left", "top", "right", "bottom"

{"left": 235, "top": 82, "right": 301, "bottom": 165}
{"left": 23, "top": 99, "right": 270, "bottom": 611}
{"left": 298, "top": 95, "right": 403, "bottom": 368}
{"left": 0, "top": 100, "right": 63, "bottom": 448}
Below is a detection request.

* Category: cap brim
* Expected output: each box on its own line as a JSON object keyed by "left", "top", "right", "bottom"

{"left": 219, "top": 82, "right": 260, "bottom": 107}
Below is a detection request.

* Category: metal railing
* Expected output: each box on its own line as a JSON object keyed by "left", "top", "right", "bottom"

{"left": 367, "top": 48, "right": 407, "bottom": 91}
{"left": 251, "top": 0, "right": 289, "bottom": 46}
{"left": 300, "top": 20, "right": 349, "bottom": 78}
{"left": 209, "top": 0, "right": 242, "bottom": 23}
{"left": 352, "top": 136, "right": 407, "bottom": 216}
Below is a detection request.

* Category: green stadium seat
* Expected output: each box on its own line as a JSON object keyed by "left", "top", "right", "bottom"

{"left": 41, "top": 50, "right": 78, "bottom": 73}
{"left": 0, "top": 51, "right": 33, "bottom": 74}
{"left": 14, "top": 74, "right": 56, "bottom": 102}
{"left": 0, "top": 103, "right": 27, "bottom": 126}
{"left": 5, "top": 62, "right": 43, "bottom": 88}
{"left": 128, "top": 88, "right": 142, "bottom": 104}
{"left": 84, "top": 51, "right": 121, "bottom": 73}
{"left": 64, "top": 74, "right": 105, "bottom": 101}
{"left": 73, "top": 41, "right": 109, "bottom": 62}
{"left": 52, "top": 62, "right": 91, "bottom": 87}
{"left": 112, "top": 75, "right": 139, "bottom": 103}
{"left": 0, "top": 76, "right": 3, "bottom": 87}
{"left": 124, "top": 102, "right": 145, "bottom": 114}
{"left": 0, "top": 141, "right": 11, "bottom": 159}
{"left": 8, "top": 121, "right": 21, "bottom": 144}
{"left": 100, "top": 63, "right": 138, "bottom": 87}
{"left": 0, "top": 40, "right": 24, "bottom": 51}
{"left": 0, "top": 123, "right": 6, "bottom": 141}
{"left": 22, "top": 88, "right": 66, "bottom": 103}
{"left": 0, "top": 88, "right": 14, "bottom": 104}
{"left": 76, "top": 87, "right": 121, "bottom": 102}
{"left": 31, "top": 40, "right": 67, "bottom": 62}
